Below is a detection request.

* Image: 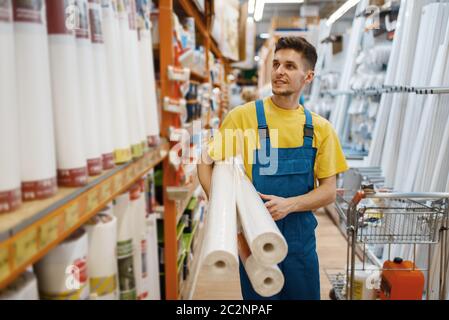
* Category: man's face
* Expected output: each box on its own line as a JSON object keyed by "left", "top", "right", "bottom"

{"left": 271, "top": 49, "right": 314, "bottom": 97}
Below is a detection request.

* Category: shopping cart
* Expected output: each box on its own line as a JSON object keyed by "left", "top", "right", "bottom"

{"left": 331, "top": 189, "right": 449, "bottom": 300}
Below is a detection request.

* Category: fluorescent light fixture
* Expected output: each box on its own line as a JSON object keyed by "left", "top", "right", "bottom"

{"left": 254, "top": 0, "right": 265, "bottom": 22}
{"left": 326, "top": 0, "right": 361, "bottom": 27}
{"left": 259, "top": 33, "right": 270, "bottom": 39}
{"left": 248, "top": 0, "right": 256, "bottom": 14}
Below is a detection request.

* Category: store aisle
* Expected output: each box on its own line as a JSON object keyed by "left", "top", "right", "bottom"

{"left": 192, "top": 209, "right": 348, "bottom": 300}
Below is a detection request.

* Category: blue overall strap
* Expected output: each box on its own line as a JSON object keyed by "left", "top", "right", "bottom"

{"left": 303, "top": 107, "right": 314, "bottom": 148}
{"left": 255, "top": 100, "right": 269, "bottom": 142}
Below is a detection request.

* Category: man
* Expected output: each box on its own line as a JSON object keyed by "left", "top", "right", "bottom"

{"left": 197, "top": 36, "right": 348, "bottom": 300}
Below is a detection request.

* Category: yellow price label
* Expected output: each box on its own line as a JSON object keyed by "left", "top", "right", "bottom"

{"left": 0, "top": 245, "right": 10, "bottom": 283}
{"left": 86, "top": 190, "right": 99, "bottom": 213}
{"left": 14, "top": 228, "right": 38, "bottom": 268}
{"left": 115, "top": 173, "right": 124, "bottom": 191}
{"left": 127, "top": 167, "right": 135, "bottom": 183}
{"left": 100, "top": 182, "right": 112, "bottom": 202}
{"left": 65, "top": 203, "right": 80, "bottom": 230}
{"left": 39, "top": 216, "right": 61, "bottom": 249}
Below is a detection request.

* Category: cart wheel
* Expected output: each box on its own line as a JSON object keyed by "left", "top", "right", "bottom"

{"left": 329, "top": 288, "right": 337, "bottom": 300}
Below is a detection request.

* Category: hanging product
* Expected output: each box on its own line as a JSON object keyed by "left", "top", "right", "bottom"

{"left": 237, "top": 233, "right": 284, "bottom": 298}
{"left": 85, "top": 213, "right": 119, "bottom": 300}
{"left": 75, "top": 0, "right": 102, "bottom": 177}
{"left": 202, "top": 162, "right": 238, "bottom": 275}
{"left": 0, "top": 271, "right": 39, "bottom": 300}
{"left": 144, "top": 213, "right": 161, "bottom": 300}
{"left": 137, "top": 0, "right": 161, "bottom": 147}
{"left": 117, "top": 0, "right": 145, "bottom": 159}
{"left": 88, "top": 0, "right": 114, "bottom": 170}
{"left": 234, "top": 160, "right": 287, "bottom": 266}
{"left": 102, "top": 0, "right": 132, "bottom": 164}
{"left": 113, "top": 192, "right": 137, "bottom": 300}
{"left": 0, "top": 0, "right": 21, "bottom": 213}
{"left": 47, "top": 0, "right": 88, "bottom": 187}
{"left": 34, "top": 228, "right": 89, "bottom": 300}
{"left": 13, "top": 0, "right": 57, "bottom": 200}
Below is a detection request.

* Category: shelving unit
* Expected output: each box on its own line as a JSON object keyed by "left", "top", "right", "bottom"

{"left": 158, "top": 0, "right": 229, "bottom": 300}
{"left": 0, "top": 141, "right": 169, "bottom": 289}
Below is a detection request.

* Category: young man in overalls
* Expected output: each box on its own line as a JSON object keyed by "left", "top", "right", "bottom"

{"left": 198, "top": 36, "right": 348, "bottom": 300}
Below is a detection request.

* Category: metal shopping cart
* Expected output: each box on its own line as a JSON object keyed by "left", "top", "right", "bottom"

{"left": 329, "top": 188, "right": 449, "bottom": 300}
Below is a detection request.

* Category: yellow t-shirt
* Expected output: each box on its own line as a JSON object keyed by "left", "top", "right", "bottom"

{"left": 208, "top": 97, "right": 349, "bottom": 181}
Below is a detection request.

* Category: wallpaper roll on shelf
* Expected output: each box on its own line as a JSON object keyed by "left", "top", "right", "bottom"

{"left": 114, "top": 193, "right": 137, "bottom": 300}
{"left": 34, "top": 228, "right": 90, "bottom": 300}
{"left": 47, "top": 0, "right": 87, "bottom": 187}
{"left": 137, "top": 0, "right": 160, "bottom": 146}
{"left": 0, "top": 0, "right": 21, "bottom": 213}
{"left": 238, "top": 233, "right": 284, "bottom": 298}
{"left": 102, "top": 0, "right": 131, "bottom": 164}
{"left": 13, "top": 0, "right": 57, "bottom": 200}
{"left": 75, "top": 0, "right": 102, "bottom": 177}
{"left": 234, "top": 160, "right": 287, "bottom": 266}
{"left": 202, "top": 162, "right": 238, "bottom": 275}
{"left": 85, "top": 213, "right": 119, "bottom": 300}
{"left": 0, "top": 271, "right": 39, "bottom": 300}
{"left": 88, "top": 0, "right": 114, "bottom": 170}
{"left": 144, "top": 213, "right": 161, "bottom": 300}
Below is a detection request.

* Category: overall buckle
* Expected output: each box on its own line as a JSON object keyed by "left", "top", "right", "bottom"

{"left": 304, "top": 124, "right": 314, "bottom": 138}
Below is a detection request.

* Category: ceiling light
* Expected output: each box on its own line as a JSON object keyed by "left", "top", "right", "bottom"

{"left": 259, "top": 33, "right": 270, "bottom": 39}
{"left": 248, "top": 0, "right": 256, "bottom": 15}
{"left": 254, "top": 0, "right": 265, "bottom": 22}
{"left": 326, "top": 0, "right": 361, "bottom": 27}
{"left": 254, "top": 56, "right": 260, "bottom": 62}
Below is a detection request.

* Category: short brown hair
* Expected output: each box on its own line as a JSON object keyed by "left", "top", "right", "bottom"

{"left": 275, "top": 36, "right": 317, "bottom": 71}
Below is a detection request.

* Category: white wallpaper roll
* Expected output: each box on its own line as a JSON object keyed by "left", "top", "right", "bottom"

{"left": 202, "top": 162, "right": 238, "bottom": 275}
{"left": 85, "top": 213, "right": 118, "bottom": 300}
{"left": 238, "top": 233, "right": 284, "bottom": 298}
{"left": 102, "top": 0, "right": 131, "bottom": 164}
{"left": 13, "top": 0, "right": 58, "bottom": 200}
{"left": 88, "top": 0, "right": 114, "bottom": 170}
{"left": 129, "top": 184, "right": 145, "bottom": 299}
{"left": 76, "top": 0, "right": 102, "bottom": 177}
{"left": 113, "top": 192, "right": 137, "bottom": 300}
{"left": 144, "top": 213, "right": 161, "bottom": 300}
{"left": 234, "top": 160, "right": 287, "bottom": 266}
{"left": 0, "top": 0, "right": 21, "bottom": 213}
{"left": 47, "top": 0, "right": 87, "bottom": 187}
{"left": 35, "top": 228, "right": 90, "bottom": 300}
{"left": 0, "top": 271, "right": 39, "bottom": 300}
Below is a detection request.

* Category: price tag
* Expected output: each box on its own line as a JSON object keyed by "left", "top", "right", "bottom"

{"left": 86, "top": 190, "right": 99, "bottom": 213}
{"left": 65, "top": 203, "right": 80, "bottom": 230}
{"left": 115, "top": 173, "right": 124, "bottom": 192}
{"left": 100, "top": 181, "right": 112, "bottom": 202}
{"left": 14, "top": 228, "right": 38, "bottom": 267}
{"left": 39, "top": 216, "right": 61, "bottom": 249}
{"left": 0, "top": 245, "right": 10, "bottom": 283}
{"left": 127, "top": 167, "right": 135, "bottom": 183}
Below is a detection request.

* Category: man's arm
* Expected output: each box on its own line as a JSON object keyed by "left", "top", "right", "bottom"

{"left": 197, "top": 149, "right": 214, "bottom": 199}
{"left": 260, "top": 175, "right": 337, "bottom": 221}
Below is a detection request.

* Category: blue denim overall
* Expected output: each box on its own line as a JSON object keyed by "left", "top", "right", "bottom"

{"left": 239, "top": 99, "right": 320, "bottom": 300}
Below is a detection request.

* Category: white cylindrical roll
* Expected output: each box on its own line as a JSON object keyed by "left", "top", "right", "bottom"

{"left": 113, "top": 192, "right": 137, "bottom": 300}
{"left": 0, "top": 271, "right": 39, "bottom": 300}
{"left": 13, "top": 0, "right": 58, "bottom": 200}
{"left": 137, "top": 0, "right": 160, "bottom": 146}
{"left": 47, "top": 0, "right": 87, "bottom": 187}
{"left": 34, "top": 228, "right": 90, "bottom": 300}
{"left": 234, "top": 160, "right": 288, "bottom": 266}
{"left": 102, "top": 0, "right": 131, "bottom": 164}
{"left": 118, "top": 0, "right": 145, "bottom": 159}
{"left": 238, "top": 233, "right": 284, "bottom": 298}
{"left": 75, "top": 0, "right": 102, "bottom": 177}
{"left": 0, "top": 0, "right": 21, "bottom": 213}
{"left": 88, "top": 0, "right": 114, "bottom": 170}
{"left": 144, "top": 213, "right": 161, "bottom": 300}
{"left": 85, "top": 213, "right": 118, "bottom": 300}
{"left": 202, "top": 162, "right": 238, "bottom": 275}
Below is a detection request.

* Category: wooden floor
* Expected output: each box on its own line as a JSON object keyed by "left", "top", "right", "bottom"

{"left": 192, "top": 209, "right": 348, "bottom": 300}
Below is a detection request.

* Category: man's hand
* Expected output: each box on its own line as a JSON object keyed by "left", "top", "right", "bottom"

{"left": 259, "top": 193, "right": 296, "bottom": 221}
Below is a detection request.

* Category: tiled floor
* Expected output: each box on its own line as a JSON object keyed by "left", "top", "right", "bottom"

{"left": 192, "top": 209, "right": 348, "bottom": 300}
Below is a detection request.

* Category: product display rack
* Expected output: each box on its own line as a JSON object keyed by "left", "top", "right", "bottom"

{"left": 0, "top": 141, "right": 169, "bottom": 290}
{"left": 158, "top": 0, "right": 229, "bottom": 300}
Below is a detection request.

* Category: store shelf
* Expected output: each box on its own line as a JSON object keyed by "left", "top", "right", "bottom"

{"left": 190, "top": 71, "right": 207, "bottom": 83}
{"left": 0, "top": 140, "right": 169, "bottom": 289}
{"left": 171, "top": 177, "right": 200, "bottom": 224}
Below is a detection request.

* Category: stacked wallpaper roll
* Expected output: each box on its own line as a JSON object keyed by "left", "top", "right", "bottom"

{"left": 129, "top": 183, "right": 145, "bottom": 299}
{"left": 47, "top": 0, "right": 87, "bottom": 187}
{"left": 0, "top": 0, "right": 21, "bottom": 213}
{"left": 75, "top": 0, "right": 103, "bottom": 177}
{"left": 13, "top": 0, "right": 58, "bottom": 200}
{"left": 88, "top": 0, "right": 115, "bottom": 170}
{"left": 85, "top": 213, "right": 118, "bottom": 300}
{"left": 35, "top": 228, "right": 90, "bottom": 300}
{"left": 144, "top": 213, "right": 161, "bottom": 300}
{"left": 0, "top": 271, "right": 39, "bottom": 300}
